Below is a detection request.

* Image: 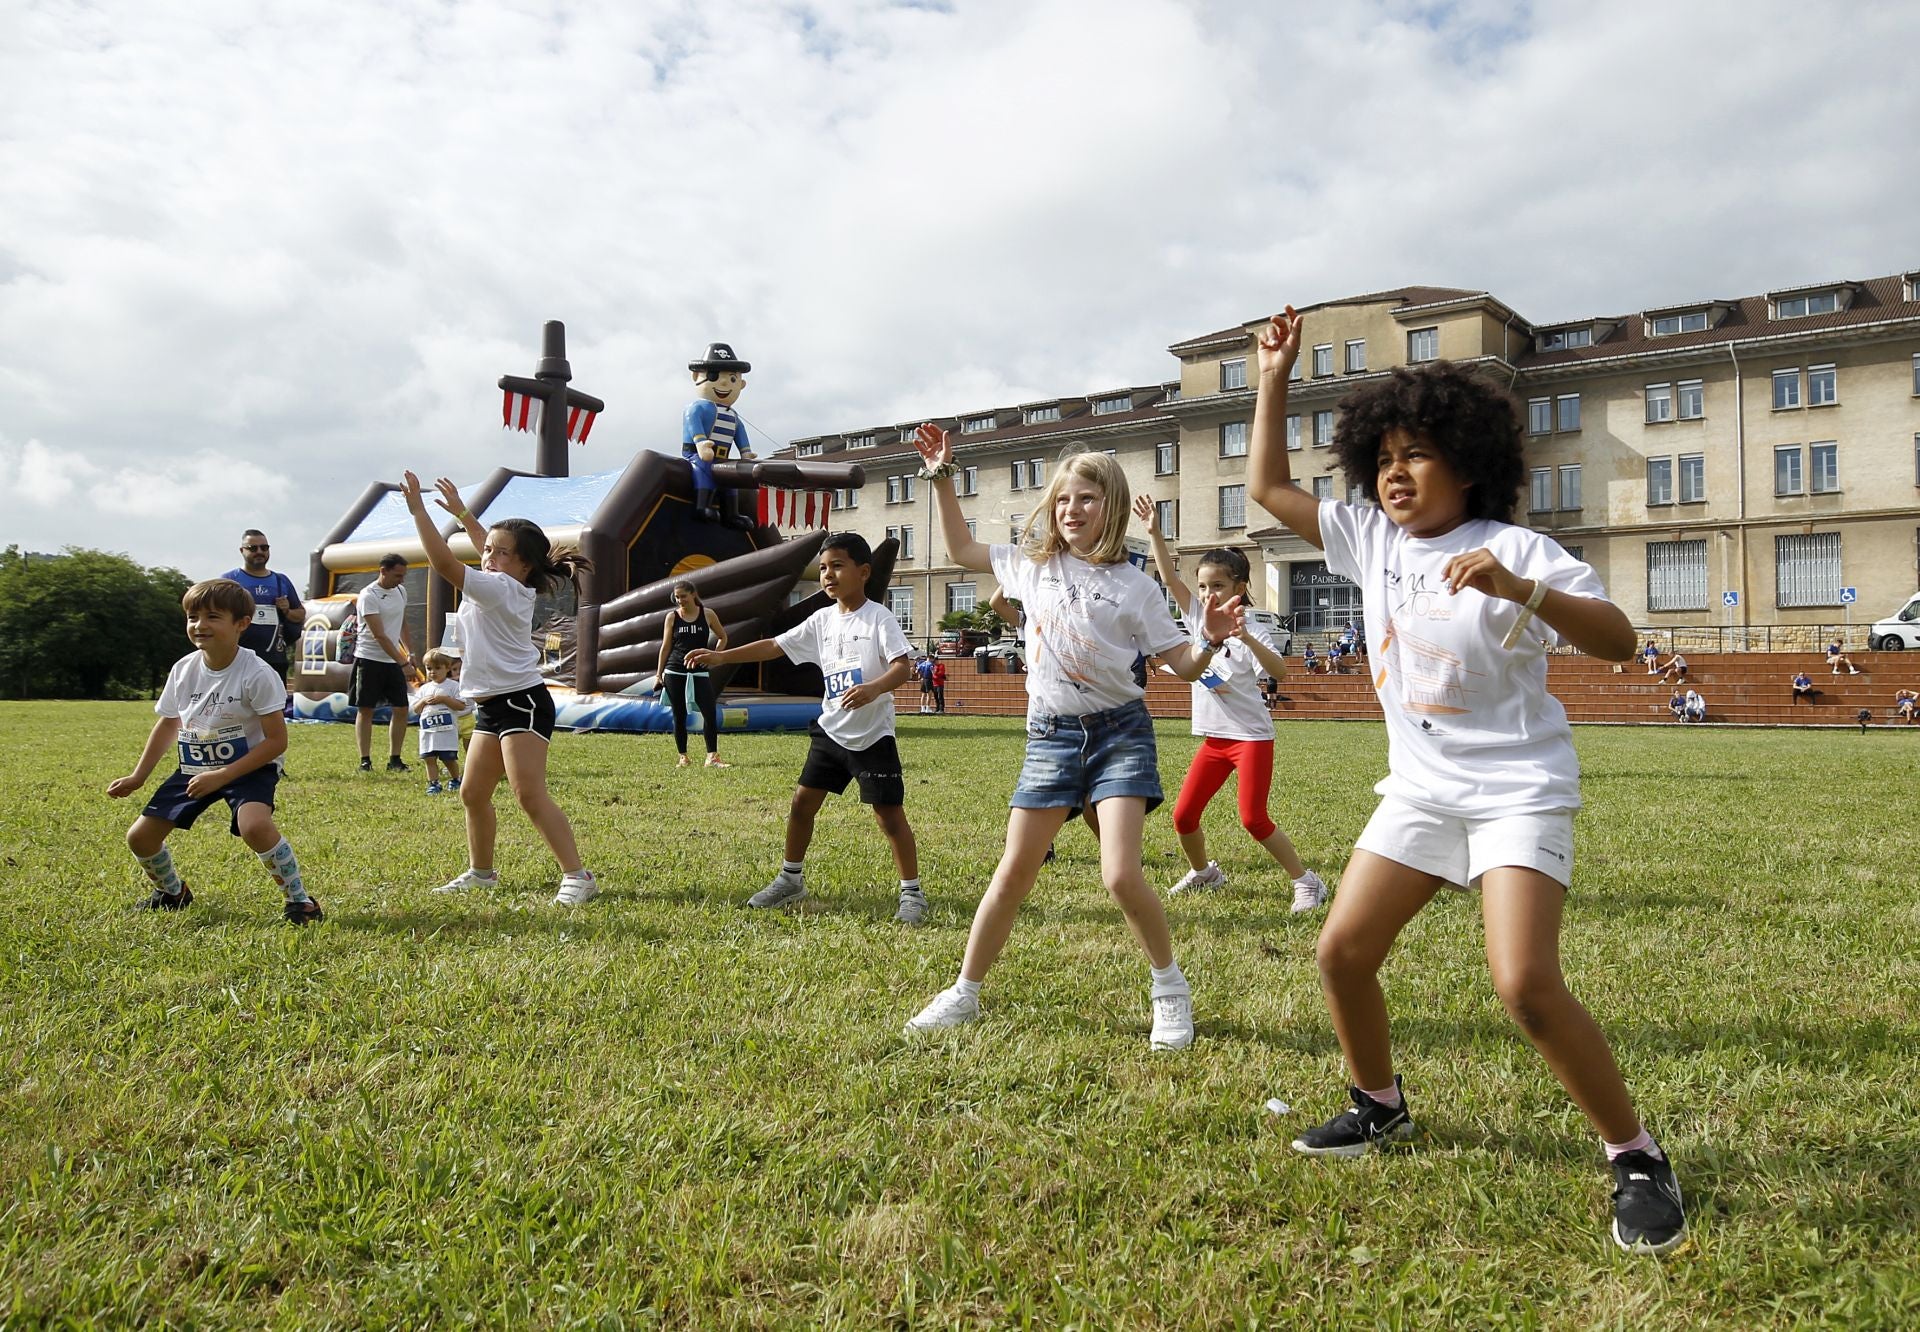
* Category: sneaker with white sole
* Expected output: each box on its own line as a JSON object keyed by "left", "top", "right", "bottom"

{"left": 1149, "top": 989, "right": 1194, "bottom": 1050}
{"left": 1291, "top": 1078, "right": 1415, "bottom": 1156}
{"left": 1290, "top": 869, "right": 1329, "bottom": 913}
{"left": 904, "top": 986, "right": 979, "bottom": 1034}
{"left": 894, "top": 889, "right": 927, "bottom": 925}
{"left": 1610, "top": 1149, "right": 1687, "bottom": 1255}
{"left": 553, "top": 870, "right": 600, "bottom": 906}
{"left": 433, "top": 869, "right": 499, "bottom": 894}
{"left": 746, "top": 873, "right": 806, "bottom": 909}
{"left": 1168, "top": 861, "right": 1227, "bottom": 895}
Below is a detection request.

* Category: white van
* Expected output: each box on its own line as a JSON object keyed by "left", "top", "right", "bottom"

{"left": 1244, "top": 608, "right": 1294, "bottom": 656}
{"left": 1868, "top": 592, "right": 1920, "bottom": 651}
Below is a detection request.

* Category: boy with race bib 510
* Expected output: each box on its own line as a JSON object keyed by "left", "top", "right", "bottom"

{"left": 107, "top": 578, "right": 320, "bottom": 924}
{"left": 685, "top": 532, "right": 927, "bottom": 925}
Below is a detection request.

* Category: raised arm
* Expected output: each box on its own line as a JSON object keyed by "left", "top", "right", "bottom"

{"left": 1247, "top": 307, "right": 1322, "bottom": 548}
{"left": 1131, "top": 493, "right": 1192, "bottom": 611}
{"left": 1160, "top": 593, "right": 1246, "bottom": 681}
{"left": 912, "top": 424, "right": 992, "bottom": 573}
{"left": 402, "top": 471, "right": 474, "bottom": 591}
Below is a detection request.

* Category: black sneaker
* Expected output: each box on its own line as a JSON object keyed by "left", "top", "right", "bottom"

{"left": 283, "top": 896, "right": 325, "bottom": 926}
{"left": 1610, "top": 1149, "right": 1686, "bottom": 1254}
{"left": 358, "top": 756, "right": 373, "bottom": 773}
{"left": 386, "top": 757, "right": 411, "bottom": 773}
{"left": 141, "top": 882, "right": 193, "bottom": 911}
{"left": 1290, "top": 1076, "right": 1415, "bottom": 1156}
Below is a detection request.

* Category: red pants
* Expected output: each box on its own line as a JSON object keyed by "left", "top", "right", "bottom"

{"left": 1171, "top": 736, "right": 1276, "bottom": 840}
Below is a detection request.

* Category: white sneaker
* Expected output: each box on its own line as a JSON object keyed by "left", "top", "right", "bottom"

{"left": 1291, "top": 869, "right": 1329, "bottom": 913}
{"left": 1168, "top": 861, "right": 1227, "bottom": 895}
{"left": 553, "top": 870, "right": 600, "bottom": 906}
{"left": 434, "top": 869, "right": 499, "bottom": 894}
{"left": 747, "top": 873, "right": 806, "bottom": 909}
{"left": 1150, "top": 990, "right": 1194, "bottom": 1050}
{"left": 904, "top": 986, "right": 979, "bottom": 1034}
{"left": 894, "top": 889, "right": 927, "bottom": 925}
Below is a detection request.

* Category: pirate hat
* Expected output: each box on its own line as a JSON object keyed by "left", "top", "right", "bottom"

{"left": 689, "top": 342, "right": 751, "bottom": 374}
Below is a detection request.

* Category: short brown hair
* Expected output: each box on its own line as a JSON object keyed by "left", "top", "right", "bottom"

{"left": 181, "top": 578, "right": 257, "bottom": 622}
{"left": 421, "top": 647, "right": 455, "bottom": 672}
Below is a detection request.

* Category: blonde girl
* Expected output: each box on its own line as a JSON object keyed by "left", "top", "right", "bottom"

{"left": 903, "top": 430, "right": 1244, "bottom": 1049}
{"left": 402, "top": 472, "right": 601, "bottom": 907}
{"left": 1133, "top": 494, "right": 1327, "bottom": 911}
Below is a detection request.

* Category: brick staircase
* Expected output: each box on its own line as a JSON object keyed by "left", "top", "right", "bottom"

{"left": 895, "top": 653, "right": 1919, "bottom": 728}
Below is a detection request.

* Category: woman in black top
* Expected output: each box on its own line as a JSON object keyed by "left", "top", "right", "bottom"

{"left": 656, "top": 582, "right": 730, "bottom": 767}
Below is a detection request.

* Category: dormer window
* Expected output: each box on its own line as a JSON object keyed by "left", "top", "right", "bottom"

{"left": 1092, "top": 394, "right": 1132, "bottom": 415}
{"left": 796, "top": 441, "right": 823, "bottom": 457}
{"left": 1649, "top": 310, "right": 1710, "bottom": 336}
{"left": 1773, "top": 291, "right": 1838, "bottom": 319}
{"left": 1024, "top": 404, "right": 1060, "bottom": 425}
{"left": 961, "top": 415, "right": 996, "bottom": 434}
{"left": 898, "top": 425, "right": 919, "bottom": 445}
{"left": 1537, "top": 326, "right": 1592, "bottom": 352}
{"left": 844, "top": 433, "right": 875, "bottom": 450}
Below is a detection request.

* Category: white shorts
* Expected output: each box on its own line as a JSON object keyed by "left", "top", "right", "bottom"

{"left": 1355, "top": 796, "right": 1575, "bottom": 890}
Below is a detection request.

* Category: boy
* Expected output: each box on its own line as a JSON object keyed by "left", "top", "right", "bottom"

{"left": 107, "top": 578, "right": 320, "bottom": 924}
{"left": 412, "top": 648, "right": 471, "bottom": 793}
{"left": 685, "top": 533, "right": 925, "bottom": 923}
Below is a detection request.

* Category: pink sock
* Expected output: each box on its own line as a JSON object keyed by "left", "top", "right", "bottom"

{"left": 1361, "top": 1082, "right": 1402, "bottom": 1109}
{"left": 1603, "top": 1128, "right": 1662, "bottom": 1161}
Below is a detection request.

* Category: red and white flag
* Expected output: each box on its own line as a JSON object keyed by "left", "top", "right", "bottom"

{"left": 501, "top": 393, "right": 598, "bottom": 446}
{"left": 564, "top": 406, "right": 597, "bottom": 445}
{"left": 756, "top": 489, "right": 833, "bottom": 530}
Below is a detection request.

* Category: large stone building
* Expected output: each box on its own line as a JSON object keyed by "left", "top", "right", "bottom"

{"left": 780, "top": 270, "right": 1920, "bottom": 645}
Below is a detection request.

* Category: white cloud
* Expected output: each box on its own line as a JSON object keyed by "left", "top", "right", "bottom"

{"left": 2, "top": 0, "right": 1917, "bottom": 580}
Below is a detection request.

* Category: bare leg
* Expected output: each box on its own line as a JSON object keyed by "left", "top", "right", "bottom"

{"left": 1177, "top": 829, "right": 1213, "bottom": 872}
{"left": 389, "top": 712, "right": 408, "bottom": 761}
{"left": 460, "top": 733, "right": 505, "bottom": 872}
{"left": 1256, "top": 827, "right": 1308, "bottom": 879}
{"left": 354, "top": 708, "right": 373, "bottom": 762}
{"left": 1481, "top": 868, "right": 1641, "bottom": 1142}
{"left": 126, "top": 815, "right": 175, "bottom": 859}
{"left": 872, "top": 804, "right": 919, "bottom": 880}
{"left": 1315, "top": 850, "right": 1445, "bottom": 1090}
{"left": 783, "top": 786, "right": 829, "bottom": 863}
{"left": 501, "top": 732, "right": 582, "bottom": 873}
{"left": 959, "top": 806, "right": 1071, "bottom": 982}
{"left": 1091, "top": 797, "right": 1175, "bottom": 967}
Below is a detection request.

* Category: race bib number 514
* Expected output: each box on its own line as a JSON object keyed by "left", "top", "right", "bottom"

{"left": 823, "top": 662, "right": 864, "bottom": 710}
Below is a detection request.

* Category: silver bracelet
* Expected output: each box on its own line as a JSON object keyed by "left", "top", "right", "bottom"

{"left": 916, "top": 459, "right": 960, "bottom": 481}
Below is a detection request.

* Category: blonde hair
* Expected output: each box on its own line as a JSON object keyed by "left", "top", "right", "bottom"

{"left": 421, "top": 648, "right": 455, "bottom": 673}
{"left": 1020, "top": 450, "right": 1132, "bottom": 565}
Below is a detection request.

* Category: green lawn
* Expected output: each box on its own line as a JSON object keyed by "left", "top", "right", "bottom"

{"left": 3, "top": 702, "right": 1917, "bottom": 1328}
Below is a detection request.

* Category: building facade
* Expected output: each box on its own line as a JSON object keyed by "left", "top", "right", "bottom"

{"left": 782, "top": 270, "right": 1920, "bottom": 645}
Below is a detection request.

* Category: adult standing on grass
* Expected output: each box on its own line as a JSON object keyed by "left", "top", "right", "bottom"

{"left": 401, "top": 473, "right": 602, "bottom": 907}
{"left": 654, "top": 581, "right": 731, "bottom": 769}
{"left": 902, "top": 430, "right": 1243, "bottom": 1051}
{"left": 930, "top": 655, "right": 948, "bottom": 714}
{"left": 1244, "top": 306, "right": 1686, "bottom": 1255}
{"left": 222, "top": 529, "right": 305, "bottom": 709}
{"left": 1132, "top": 493, "right": 1327, "bottom": 912}
{"left": 351, "top": 553, "right": 415, "bottom": 774}
{"left": 107, "top": 578, "right": 320, "bottom": 925}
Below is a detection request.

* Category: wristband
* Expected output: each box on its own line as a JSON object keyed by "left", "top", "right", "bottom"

{"left": 455, "top": 507, "right": 472, "bottom": 522}
{"left": 1501, "top": 579, "right": 1549, "bottom": 650}
{"left": 916, "top": 460, "right": 960, "bottom": 482}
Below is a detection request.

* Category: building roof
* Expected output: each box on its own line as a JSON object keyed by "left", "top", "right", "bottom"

{"left": 781, "top": 384, "right": 1176, "bottom": 464}
{"left": 1169, "top": 287, "right": 1490, "bottom": 354}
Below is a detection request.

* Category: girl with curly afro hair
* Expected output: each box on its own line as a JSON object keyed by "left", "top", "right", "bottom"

{"left": 1243, "top": 308, "right": 1684, "bottom": 1256}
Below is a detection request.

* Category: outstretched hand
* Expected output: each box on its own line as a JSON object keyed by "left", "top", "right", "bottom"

{"left": 1197, "top": 591, "right": 1245, "bottom": 645}
{"left": 433, "top": 477, "right": 465, "bottom": 517}
{"left": 1132, "top": 493, "right": 1158, "bottom": 533}
{"left": 401, "top": 470, "right": 426, "bottom": 513}
{"left": 1255, "top": 305, "right": 1302, "bottom": 378}
{"left": 912, "top": 422, "right": 953, "bottom": 471}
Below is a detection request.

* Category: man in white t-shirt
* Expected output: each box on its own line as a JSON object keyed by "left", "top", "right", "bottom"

{"left": 349, "top": 554, "right": 416, "bottom": 773}
{"left": 685, "top": 534, "right": 927, "bottom": 923}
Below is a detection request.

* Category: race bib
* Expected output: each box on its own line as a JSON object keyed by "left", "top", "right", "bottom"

{"left": 420, "top": 709, "right": 455, "bottom": 732}
{"left": 1198, "top": 653, "right": 1234, "bottom": 691}
{"left": 823, "top": 660, "right": 864, "bottom": 711}
{"left": 178, "top": 724, "right": 250, "bottom": 775}
{"left": 251, "top": 604, "right": 278, "bottom": 625}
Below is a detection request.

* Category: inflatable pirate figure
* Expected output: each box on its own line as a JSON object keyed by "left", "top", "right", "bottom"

{"left": 683, "top": 341, "right": 757, "bottom": 529}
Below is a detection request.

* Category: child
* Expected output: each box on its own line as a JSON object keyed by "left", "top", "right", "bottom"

{"left": 1657, "top": 651, "right": 1689, "bottom": 685}
{"left": 1667, "top": 689, "right": 1687, "bottom": 721}
{"left": 1133, "top": 492, "right": 1327, "bottom": 912}
{"left": 1302, "top": 642, "right": 1323, "bottom": 675}
{"left": 1682, "top": 689, "right": 1707, "bottom": 723}
{"left": 916, "top": 654, "right": 936, "bottom": 713}
{"left": 1827, "top": 642, "right": 1860, "bottom": 675}
{"left": 401, "top": 472, "right": 601, "bottom": 906}
{"left": 1790, "top": 671, "right": 1815, "bottom": 704}
{"left": 106, "top": 578, "right": 319, "bottom": 924}
{"left": 412, "top": 648, "right": 471, "bottom": 792}
{"left": 903, "top": 432, "right": 1243, "bottom": 1050}
{"left": 931, "top": 655, "right": 948, "bottom": 714}
{"left": 1641, "top": 640, "right": 1661, "bottom": 674}
{"left": 1245, "top": 308, "right": 1685, "bottom": 1255}
{"left": 1897, "top": 688, "right": 1918, "bottom": 723}
{"left": 653, "top": 580, "right": 730, "bottom": 768}
{"left": 686, "top": 533, "right": 925, "bottom": 923}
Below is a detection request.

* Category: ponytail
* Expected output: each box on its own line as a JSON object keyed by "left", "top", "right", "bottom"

{"left": 491, "top": 518, "right": 593, "bottom": 594}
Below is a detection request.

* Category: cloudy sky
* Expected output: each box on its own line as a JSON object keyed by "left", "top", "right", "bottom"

{"left": 4, "top": 0, "right": 1917, "bottom": 580}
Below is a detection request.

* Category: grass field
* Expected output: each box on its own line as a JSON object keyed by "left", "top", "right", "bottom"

{"left": 3, "top": 701, "right": 1918, "bottom": 1329}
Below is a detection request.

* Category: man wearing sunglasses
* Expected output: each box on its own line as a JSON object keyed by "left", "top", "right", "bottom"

{"left": 224, "top": 530, "right": 307, "bottom": 704}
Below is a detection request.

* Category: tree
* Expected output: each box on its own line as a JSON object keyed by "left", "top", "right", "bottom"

{"left": 0, "top": 547, "right": 192, "bottom": 698}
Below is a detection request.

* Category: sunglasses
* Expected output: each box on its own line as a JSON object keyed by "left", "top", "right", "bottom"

{"left": 242, "top": 544, "right": 270, "bottom": 552}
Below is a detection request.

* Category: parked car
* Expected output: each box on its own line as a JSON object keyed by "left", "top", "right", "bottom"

{"left": 1869, "top": 592, "right": 1920, "bottom": 651}
{"left": 935, "top": 629, "right": 992, "bottom": 657}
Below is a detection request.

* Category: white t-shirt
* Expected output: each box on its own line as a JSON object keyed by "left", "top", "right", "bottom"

{"left": 413, "top": 677, "right": 467, "bottom": 754}
{"left": 1317, "top": 500, "right": 1608, "bottom": 816}
{"left": 155, "top": 648, "right": 287, "bottom": 775}
{"left": 1185, "top": 595, "right": 1278, "bottom": 742}
{"left": 775, "top": 598, "right": 911, "bottom": 751}
{"left": 355, "top": 582, "right": 408, "bottom": 663}
{"left": 990, "top": 544, "right": 1189, "bottom": 717}
{"left": 455, "top": 567, "right": 544, "bottom": 700}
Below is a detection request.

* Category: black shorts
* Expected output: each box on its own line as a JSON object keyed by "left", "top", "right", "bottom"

{"left": 475, "top": 685, "right": 557, "bottom": 741}
{"left": 348, "top": 659, "right": 411, "bottom": 708}
{"left": 796, "top": 721, "right": 904, "bottom": 806}
{"left": 142, "top": 767, "right": 279, "bottom": 836}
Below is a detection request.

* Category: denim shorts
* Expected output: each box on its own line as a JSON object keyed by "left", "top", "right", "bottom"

{"left": 1011, "top": 699, "right": 1162, "bottom": 816}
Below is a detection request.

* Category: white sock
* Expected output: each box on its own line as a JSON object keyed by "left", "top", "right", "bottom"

{"left": 1150, "top": 961, "right": 1189, "bottom": 996}
{"left": 900, "top": 877, "right": 923, "bottom": 896}
{"left": 953, "top": 976, "right": 982, "bottom": 999}
{"left": 781, "top": 860, "right": 804, "bottom": 879}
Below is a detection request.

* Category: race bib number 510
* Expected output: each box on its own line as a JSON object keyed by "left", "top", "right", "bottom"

{"left": 178, "top": 725, "right": 250, "bottom": 774}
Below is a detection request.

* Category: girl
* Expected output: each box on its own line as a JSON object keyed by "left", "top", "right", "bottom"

{"left": 654, "top": 581, "right": 730, "bottom": 768}
{"left": 1131, "top": 494, "right": 1327, "bottom": 912}
{"left": 903, "top": 433, "right": 1244, "bottom": 1050}
{"left": 401, "top": 472, "right": 601, "bottom": 906}
{"left": 1244, "top": 308, "right": 1686, "bottom": 1255}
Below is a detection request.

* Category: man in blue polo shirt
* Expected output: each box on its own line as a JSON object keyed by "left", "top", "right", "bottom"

{"left": 223, "top": 529, "right": 306, "bottom": 702}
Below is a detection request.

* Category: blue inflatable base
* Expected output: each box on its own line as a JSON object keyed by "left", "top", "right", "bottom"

{"left": 292, "top": 689, "right": 823, "bottom": 735}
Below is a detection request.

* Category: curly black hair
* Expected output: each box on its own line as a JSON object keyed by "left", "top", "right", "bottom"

{"left": 1328, "top": 361, "right": 1526, "bottom": 524}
